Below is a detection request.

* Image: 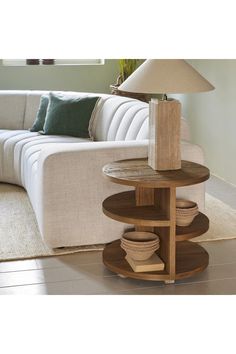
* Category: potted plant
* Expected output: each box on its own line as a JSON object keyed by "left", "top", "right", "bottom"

{"left": 118, "top": 59, "right": 139, "bottom": 84}
{"left": 110, "top": 59, "right": 149, "bottom": 102}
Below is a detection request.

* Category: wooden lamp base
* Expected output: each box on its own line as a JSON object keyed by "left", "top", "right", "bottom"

{"left": 148, "top": 98, "right": 181, "bottom": 171}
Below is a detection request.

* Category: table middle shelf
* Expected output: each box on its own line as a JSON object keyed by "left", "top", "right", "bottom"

{"left": 103, "top": 190, "right": 171, "bottom": 227}
{"left": 102, "top": 190, "right": 209, "bottom": 239}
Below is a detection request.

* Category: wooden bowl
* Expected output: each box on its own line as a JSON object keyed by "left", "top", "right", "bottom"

{"left": 176, "top": 199, "right": 199, "bottom": 226}
{"left": 121, "top": 243, "right": 159, "bottom": 261}
{"left": 176, "top": 199, "right": 197, "bottom": 210}
{"left": 122, "top": 231, "right": 159, "bottom": 245}
{"left": 121, "top": 241, "right": 160, "bottom": 251}
{"left": 123, "top": 231, "right": 158, "bottom": 242}
{"left": 121, "top": 238, "right": 159, "bottom": 248}
{"left": 121, "top": 231, "right": 160, "bottom": 261}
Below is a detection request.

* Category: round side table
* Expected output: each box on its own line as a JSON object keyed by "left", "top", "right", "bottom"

{"left": 102, "top": 158, "right": 210, "bottom": 283}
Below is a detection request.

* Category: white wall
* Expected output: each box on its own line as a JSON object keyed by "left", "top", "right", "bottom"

{"left": 174, "top": 60, "right": 236, "bottom": 186}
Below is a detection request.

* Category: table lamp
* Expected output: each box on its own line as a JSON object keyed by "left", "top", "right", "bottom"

{"left": 118, "top": 59, "right": 214, "bottom": 171}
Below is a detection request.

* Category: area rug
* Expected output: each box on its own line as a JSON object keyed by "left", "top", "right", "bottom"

{"left": 0, "top": 183, "right": 235, "bottom": 261}
{"left": 0, "top": 184, "right": 104, "bottom": 261}
{"left": 194, "top": 193, "right": 236, "bottom": 242}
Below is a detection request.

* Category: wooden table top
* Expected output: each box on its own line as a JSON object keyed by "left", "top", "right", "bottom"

{"left": 103, "top": 158, "right": 210, "bottom": 188}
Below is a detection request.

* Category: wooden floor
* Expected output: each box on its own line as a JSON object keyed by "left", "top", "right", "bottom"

{"left": 0, "top": 174, "right": 236, "bottom": 295}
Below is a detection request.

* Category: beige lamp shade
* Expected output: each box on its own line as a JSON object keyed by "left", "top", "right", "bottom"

{"left": 118, "top": 59, "right": 215, "bottom": 94}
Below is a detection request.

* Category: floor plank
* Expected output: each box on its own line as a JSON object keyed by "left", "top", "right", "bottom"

{"left": 0, "top": 259, "right": 38, "bottom": 273}
{"left": 35, "top": 251, "right": 103, "bottom": 269}
{"left": 0, "top": 266, "right": 87, "bottom": 288}
{"left": 0, "top": 276, "right": 162, "bottom": 295}
{"left": 117, "top": 277, "right": 236, "bottom": 295}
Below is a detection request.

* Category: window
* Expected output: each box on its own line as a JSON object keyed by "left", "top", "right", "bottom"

{"left": 1, "top": 59, "right": 104, "bottom": 66}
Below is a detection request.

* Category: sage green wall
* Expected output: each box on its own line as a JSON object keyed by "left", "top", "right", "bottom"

{"left": 173, "top": 60, "right": 236, "bottom": 186}
{"left": 0, "top": 60, "right": 119, "bottom": 93}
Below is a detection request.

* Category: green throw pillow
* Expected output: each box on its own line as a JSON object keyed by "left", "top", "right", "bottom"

{"left": 42, "top": 93, "right": 99, "bottom": 138}
{"left": 30, "top": 95, "right": 49, "bottom": 132}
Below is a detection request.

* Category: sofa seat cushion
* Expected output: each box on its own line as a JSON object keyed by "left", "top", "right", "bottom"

{"left": 0, "top": 130, "right": 92, "bottom": 186}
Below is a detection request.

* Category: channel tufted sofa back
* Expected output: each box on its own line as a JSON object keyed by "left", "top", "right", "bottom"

{"left": 0, "top": 90, "right": 190, "bottom": 142}
{"left": 92, "top": 95, "right": 149, "bottom": 141}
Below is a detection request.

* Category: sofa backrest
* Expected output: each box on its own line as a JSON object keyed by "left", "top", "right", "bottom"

{"left": 0, "top": 91, "right": 27, "bottom": 130}
{"left": 0, "top": 90, "right": 190, "bottom": 141}
{"left": 92, "top": 95, "right": 149, "bottom": 141}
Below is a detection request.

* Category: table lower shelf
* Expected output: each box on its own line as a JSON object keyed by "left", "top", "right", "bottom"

{"left": 103, "top": 240, "right": 209, "bottom": 282}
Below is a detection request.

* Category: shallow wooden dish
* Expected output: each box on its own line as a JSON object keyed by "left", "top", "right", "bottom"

{"left": 123, "top": 231, "right": 158, "bottom": 242}
{"left": 176, "top": 199, "right": 197, "bottom": 209}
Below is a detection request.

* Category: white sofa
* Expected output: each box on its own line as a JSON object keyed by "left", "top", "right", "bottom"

{"left": 0, "top": 90, "right": 205, "bottom": 248}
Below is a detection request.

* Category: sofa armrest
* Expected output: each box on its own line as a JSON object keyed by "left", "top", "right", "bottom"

{"left": 36, "top": 140, "right": 148, "bottom": 246}
{"left": 38, "top": 138, "right": 203, "bottom": 173}
{"left": 38, "top": 140, "right": 149, "bottom": 214}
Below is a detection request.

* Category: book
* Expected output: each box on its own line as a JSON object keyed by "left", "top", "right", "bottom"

{"left": 125, "top": 253, "right": 165, "bottom": 272}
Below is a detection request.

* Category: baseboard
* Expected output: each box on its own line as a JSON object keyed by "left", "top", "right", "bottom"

{"left": 210, "top": 173, "right": 236, "bottom": 189}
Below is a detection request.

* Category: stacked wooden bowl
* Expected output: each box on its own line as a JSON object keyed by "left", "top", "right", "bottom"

{"left": 121, "top": 231, "right": 160, "bottom": 261}
{"left": 176, "top": 199, "right": 199, "bottom": 226}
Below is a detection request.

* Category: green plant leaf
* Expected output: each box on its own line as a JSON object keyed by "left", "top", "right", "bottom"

{"left": 118, "top": 59, "right": 139, "bottom": 82}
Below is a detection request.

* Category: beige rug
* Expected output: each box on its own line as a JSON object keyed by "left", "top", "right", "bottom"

{"left": 0, "top": 183, "right": 235, "bottom": 261}
{"left": 194, "top": 193, "right": 236, "bottom": 242}
{"left": 0, "top": 184, "right": 104, "bottom": 261}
